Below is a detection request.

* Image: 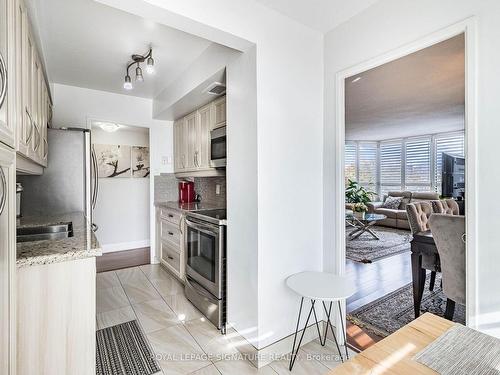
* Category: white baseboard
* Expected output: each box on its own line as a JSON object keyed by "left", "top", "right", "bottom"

{"left": 101, "top": 240, "right": 151, "bottom": 253}
{"left": 227, "top": 321, "right": 333, "bottom": 368}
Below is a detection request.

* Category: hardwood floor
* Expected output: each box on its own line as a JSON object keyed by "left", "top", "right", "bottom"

{"left": 346, "top": 251, "right": 413, "bottom": 351}
{"left": 96, "top": 247, "right": 151, "bottom": 273}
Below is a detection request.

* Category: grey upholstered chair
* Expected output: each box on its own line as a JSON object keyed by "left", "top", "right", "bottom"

{"left": 431, "top": 199, "right": 460, "bottom": 216}
{"left": 406, "top": 201, "right": 438, "bottom": 291}
{"left": 428, "top": 214, "right": 466, "bottom": 320}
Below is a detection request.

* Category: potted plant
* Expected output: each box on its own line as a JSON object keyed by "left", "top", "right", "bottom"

{"left": 345, "top": 179, "right": 375, "bottom": 219}
{"left": 353, "top": 202, "right": 368, "bottom": 219}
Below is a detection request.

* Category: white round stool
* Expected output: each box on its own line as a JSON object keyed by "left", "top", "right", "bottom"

{"left": 286, "top": 271, "right": 355, "bottom": 371}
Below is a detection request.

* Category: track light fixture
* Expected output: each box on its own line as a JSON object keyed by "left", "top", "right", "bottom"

{"left": 123, "top": 47, "right": 155, "bottom": 90}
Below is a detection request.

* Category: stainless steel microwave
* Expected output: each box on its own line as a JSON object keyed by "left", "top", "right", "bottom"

{"left": 210, "top": 126, "right": 226, "bottom": 168}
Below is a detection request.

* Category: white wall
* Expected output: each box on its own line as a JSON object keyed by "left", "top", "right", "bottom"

{"left": 92, "top": 127, "right": 150, "bottom": 251}
{"left": 97, "top": 0, "right": 324, "bottom": 349}
{"left": 324, "top": 0, "right": 500, "bottom": 337}
{"left": 52, "top": 84, "right": 172, "bottom": 258}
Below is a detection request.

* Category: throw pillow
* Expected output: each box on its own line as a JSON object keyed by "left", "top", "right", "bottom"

{"left": 383, "top": 196, "right": 403, "bottom": 209}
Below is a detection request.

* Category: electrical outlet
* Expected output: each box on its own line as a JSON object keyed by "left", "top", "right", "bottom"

{"left": 215, "top": 184, "right": 221, "bottom": 195}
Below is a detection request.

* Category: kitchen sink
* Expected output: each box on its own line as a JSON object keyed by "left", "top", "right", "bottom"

{"left": 17, "top": 223, "right": 74, "bottom": 243}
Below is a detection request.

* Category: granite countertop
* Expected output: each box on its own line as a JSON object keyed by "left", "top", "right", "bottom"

{"left": 154, "top": 201, "right": 225, "bottom": 212}
{"left": 16, "top": 212, "right": 102, "bottom": 268}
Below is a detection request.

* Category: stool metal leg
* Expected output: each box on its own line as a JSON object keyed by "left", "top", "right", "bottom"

{"left": 320, "top": 302, "right": 333, "bottom": 346}
{"left": 289, "top": 297, "right": 304, "bottom": 371}
{"left": 322, "top": 301, "right": 344, "bottom": 363}
{"left": 289, "top": 299, "right": 317, "bottom": 371}
{"left": 337, "top": 300, "right": 349, "bottom": 360}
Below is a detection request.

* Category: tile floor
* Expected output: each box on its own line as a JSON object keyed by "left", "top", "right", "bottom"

{"left": 96, "top": 265, "right": 355, "bottom": 375}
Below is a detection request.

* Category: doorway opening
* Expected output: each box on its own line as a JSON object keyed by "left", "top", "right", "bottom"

{"left": 336, "top": 27, "right": 475, "bottom": 351}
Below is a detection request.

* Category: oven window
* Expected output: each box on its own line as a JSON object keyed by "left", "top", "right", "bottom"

{"left": 187, "top": 227, "right": 216, "bottom": 283}
{"left": 211, "top": 135, "right": 226, "bottom": 160}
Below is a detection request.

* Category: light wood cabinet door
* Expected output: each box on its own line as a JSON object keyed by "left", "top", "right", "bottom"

{"left": 21, "top": 7, "right": 33, "bottom": 158}
{"left": 13, "top": 0, "right": 28, "bottom": 156}
{"left": 212, "top": 95, "right": 226, "bottom": 130}
{"left": 0, "top": 143, "right": 16, "bottom": 375}
{"left": 0, "top": 0, "right": 15, "bottom": 148}
{"left": 196, "top": 103, "right": 212, "bottom": 169}
{"left": 173, "top": 119, "right": 187, "bottom": 172}
{"left": 185, "top": 112, "right": 197, "bottom": 170}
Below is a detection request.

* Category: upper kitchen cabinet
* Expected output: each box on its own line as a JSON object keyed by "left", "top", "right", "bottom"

{"left": 0, "top": 0, "right": 15, "bottom": 148}
{"left": 10, "top": 0, "right": 52, "bottom": 173}
{"left": 212, "top": 96, "right": 226, "bottom": 130}
{"left": 173, "top": 119, "right": 187, "bottom": 172}
{"left": 196, "top": 103, "right": 212, "bottom": 169}
{"left": 173, "top": 96, "right": 225, "bottom": 177}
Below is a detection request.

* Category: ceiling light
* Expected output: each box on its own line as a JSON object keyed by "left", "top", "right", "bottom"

{"left": 97, "top": 122, "right": 121, "bottom": 133}
{"left": 135, "top": 64, "right": 144, "bottom": 82}
{"left": 123, "top": 47, "right": 154, "bottom": 90}
{"left": 146, "top": 55, "right": 155, "bottom": 74}
{"left": 123, "top": 75, "right": 133, "bottom": 90}
{"left": 352, "top": 76, "right": 362, "bottom": 83}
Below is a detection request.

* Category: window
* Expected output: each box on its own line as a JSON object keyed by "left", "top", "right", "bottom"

{"left": 405, "top": 137, "right": 431, "bottom": 190}
{"left": 358, "top": 142, "right": 377, "bottom": 190}
{"left": 345, "top": 131, "right": 465, "bottom": 198}
{"left": 380, "top": 140, "right": 402, "bottom": 196}
{"left": 435, "top": 133, "right": 465, "bottom": 193}
{"left": 344, "top": 142, "right": 357, "bottom": 185}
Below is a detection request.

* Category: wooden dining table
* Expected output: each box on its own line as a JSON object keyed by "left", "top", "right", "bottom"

{"left": 327, "top": 313, "right": 455, "bottom": 374}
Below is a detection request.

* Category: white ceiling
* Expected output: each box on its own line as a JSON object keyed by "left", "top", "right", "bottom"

{"left": 255, "top": 0, "right": 379, "bottom": 33}
{"left": 30, "top": 0, "right": 212, "bottom": 99}
{"left": 345, "top": 34, "right": 465, "bottom": 141}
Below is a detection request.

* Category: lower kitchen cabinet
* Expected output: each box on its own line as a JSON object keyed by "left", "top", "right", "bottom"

{"left": 0, "top": 143, "right": 16, "bottom": 375}
{"left": 156, "top": 207, "right": 185, "bottom": 281}
{"left": 16, "top": 257, "right": 96, "bottom": 375}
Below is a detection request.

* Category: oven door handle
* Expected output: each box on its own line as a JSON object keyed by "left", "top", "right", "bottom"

{"left": 186, "top": 276, "right": 220, "bottom": 303}
{"left": 185, "top": 218, "right": 219, "bottom": 236}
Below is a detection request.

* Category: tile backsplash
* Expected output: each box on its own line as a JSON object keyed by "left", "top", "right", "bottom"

{"left": 194, "top": 177, "right": 226, "bottom": 207}
{"left": 154, "top": 174, "right": 226, "bottom": 207}
{"left": 154, "top": 174, "right": 178, "bottom": 202}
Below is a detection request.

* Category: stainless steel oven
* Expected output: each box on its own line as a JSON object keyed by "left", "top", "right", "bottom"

{"left": 210, "top": 126, "right": 226, "bottom": 168}
{"left": 185, "top": 209, "right": 226, "bottom": 331}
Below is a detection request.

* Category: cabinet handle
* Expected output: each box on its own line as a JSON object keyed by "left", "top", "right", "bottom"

{"left": 25, "top": 108, "right": 34, "bottom": 144}
{"left": 168, "top": 231, "right": 174, "bottom": 236}
{"left": 194, "top": 151, "right": 199, "bottom": 167}
{"left": 168, "top": 214, "right": 174, "bottom": 218}
{"left": 167, "top": 255, "right": 174, "bottom": 260}
{"left": 0, "top": 167, "right": 6, "bottom": 216}
{"left": 33, "top": 123, "right": 41, "bottom": 152}
{"left": 0, "top": 53, "right": 6, "bottom": 110}
{"left": 43, "top": 138, "right": 48, "bottom": 159}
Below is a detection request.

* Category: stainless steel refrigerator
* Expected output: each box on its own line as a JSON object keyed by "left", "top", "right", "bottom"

{"left": 19, "top": 128, "right": 99, "bottom": 231}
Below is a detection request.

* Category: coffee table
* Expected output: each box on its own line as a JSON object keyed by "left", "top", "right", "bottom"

{"left": 346, "top": 213, "right": 387, "bottom": 240}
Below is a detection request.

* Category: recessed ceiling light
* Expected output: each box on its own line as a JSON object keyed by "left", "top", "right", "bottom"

{"left": 96, "top": 122, "right": 121, "bottom": 133}
{"left": 352, "top": 77, "right": 362, "bottom": 83}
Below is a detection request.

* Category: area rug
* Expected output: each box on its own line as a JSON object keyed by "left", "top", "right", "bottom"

{"left": 96, "top": 320, "right": 161, "bottom": 375}
{"left": 346, "top": 225, "right": 412, "bottom": 263}
{"left": 347, "top": 274, "right": 465, "bottom": 338}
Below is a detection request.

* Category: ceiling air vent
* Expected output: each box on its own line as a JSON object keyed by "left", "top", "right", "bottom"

{"left": 204, "top": 82, "right": 226, "bottom": 95}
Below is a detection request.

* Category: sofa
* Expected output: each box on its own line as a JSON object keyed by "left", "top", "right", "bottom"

{"left": 366, "top": 191, "right": 440, "bottom": 230}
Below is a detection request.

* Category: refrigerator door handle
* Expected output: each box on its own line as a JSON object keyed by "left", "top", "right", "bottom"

{"left": 91, "top": 146, "right": 98, "bottom": 210}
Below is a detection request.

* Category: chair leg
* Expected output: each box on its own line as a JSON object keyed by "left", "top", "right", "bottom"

{"left": 429, "top": 271, "right": 436, "bottom": 291}
{"left": 444, "top": 299, "right": 455, "bottom": 321}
